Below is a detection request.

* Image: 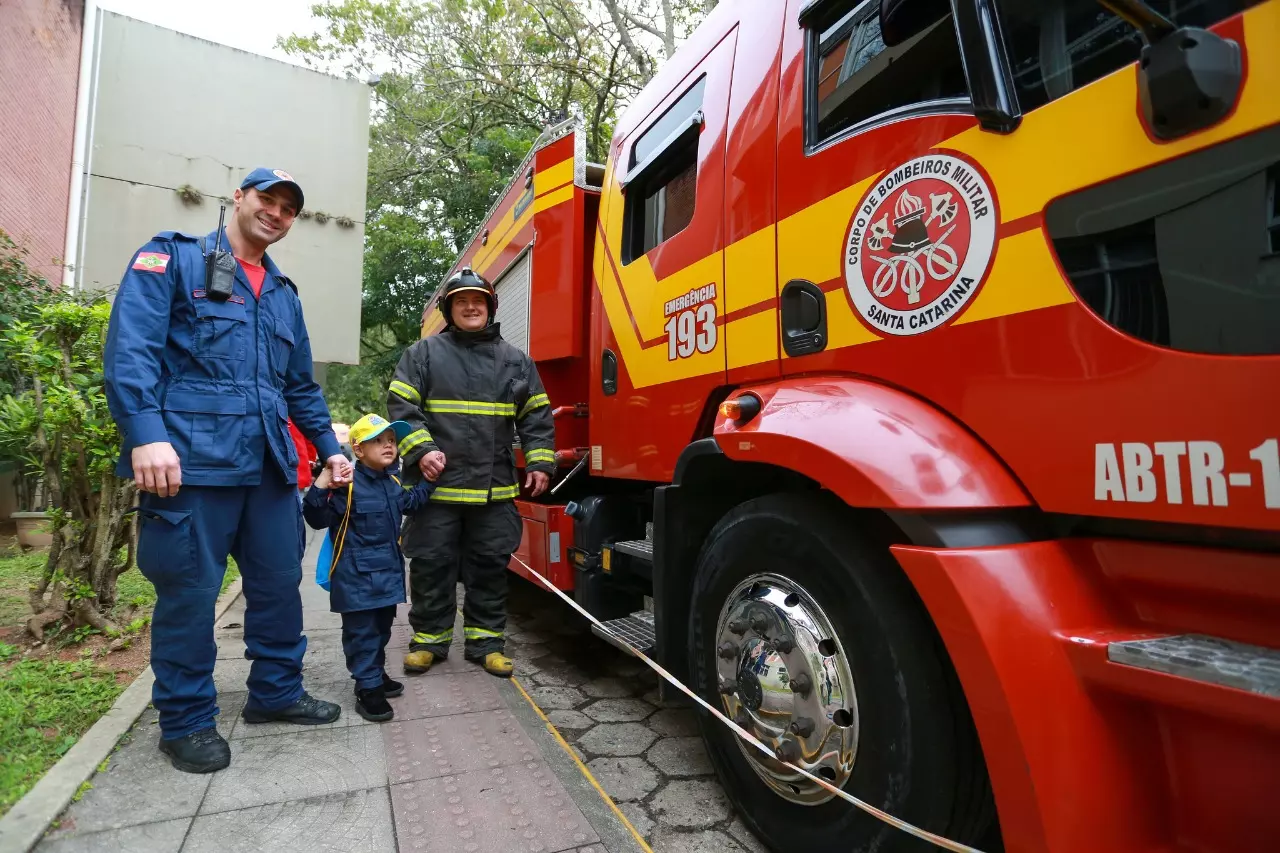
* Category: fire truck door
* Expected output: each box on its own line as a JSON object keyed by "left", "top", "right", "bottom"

{"left": 590, "top": 30, "right": 738, "bottom": 481}
{"left": 774, "top": 0, "right": 981, "bottom": 373}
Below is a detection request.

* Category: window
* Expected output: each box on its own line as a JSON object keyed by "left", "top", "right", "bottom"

{"left": 622, "top": 77, "right": 706, "bottom": 264}
{"left": 1047, "top": 124, "right": 1280, "bottom": 356}
{"left": 807, "top": 0, "right": 968, "bottom": 146}
{"left": 997, "top": 0, "right": 1263, "bottom": 114}
{"left": 1268, "top": 165, "right": 1280, "bottom": 255}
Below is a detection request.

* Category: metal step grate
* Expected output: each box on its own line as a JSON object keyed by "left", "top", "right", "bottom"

{"left": 592, "top": 611, "right": 656, "bottom": 656}
{"left": 1108, "top": 634, "right": 1280, "bottom": 698}
{"left": 613, "top": 539, "right": 654, "bottom": 562}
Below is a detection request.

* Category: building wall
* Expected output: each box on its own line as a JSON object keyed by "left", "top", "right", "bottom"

{"left": 77, "top": 12, "right": 370, "bottom": 364}
{"left": 0, "top": 0, "right": 84, "bottom": 281}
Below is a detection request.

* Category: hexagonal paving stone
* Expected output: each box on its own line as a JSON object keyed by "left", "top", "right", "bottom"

{"left": 546, "top": 710, "right": 594, "bottom": 731}
{"left": 618, "top": 802, "right": 655, "bottom": 840}
{"left": 648, "top": 708, "right": 701, "bottom": 738}
{"left": 650, "top": 828, "right": 749, "bottom": 852}
{"left": 581, "top": 678, "right": 635, "bottom": 699}
{"left": 576, "top": 722, "right": 658, "bottom": 757}
{"left": 528, "top": 685, "right": 587, "bottom": 710}
{"left": 582, "top": 698, "right": 656, "bottom": 723}
{"left": 584, "top": 757, "right": 660, "bottom": 802}
{"left": 646, "top": 737, "right": 714, "bottom": 777}
{"left": 648, "top": 779, "right": 733, "bottom": 828}
{"left": 531, "top": 668, "right": 590, "bottom": 688}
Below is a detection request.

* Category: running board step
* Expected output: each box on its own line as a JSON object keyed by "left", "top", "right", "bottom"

{"left": 612, "top": 539, "right": 653, "bottom": 562}
{"left": 592, "top": 611, "right": 656, "bottom": 656}
{"left": 1108, "top": 634, "right": 1280, "bottom": 698}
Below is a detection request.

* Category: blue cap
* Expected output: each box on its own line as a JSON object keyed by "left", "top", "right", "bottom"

{"left": 239, "top": 167, "right": 304, "bottom": 210}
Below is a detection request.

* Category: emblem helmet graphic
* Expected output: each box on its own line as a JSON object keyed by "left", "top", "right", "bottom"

{"left": 843, "top": 152, "right": 998, "bottom": 337}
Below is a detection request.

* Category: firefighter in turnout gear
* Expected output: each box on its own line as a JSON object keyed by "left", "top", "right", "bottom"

{"left": 387, "top": 268, "right": 556, "bottom": 677}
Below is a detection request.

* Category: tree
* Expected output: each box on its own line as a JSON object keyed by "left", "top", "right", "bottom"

{"left": 282, "top": 0, "right": 713, "bottom": 417}
{"left": 0, "top": 250, "right": 136, "bottom": 639}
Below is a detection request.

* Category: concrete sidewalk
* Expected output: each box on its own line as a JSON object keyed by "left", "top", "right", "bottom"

{"left": 36, "top": 532, "right": 648, "bottom": 853}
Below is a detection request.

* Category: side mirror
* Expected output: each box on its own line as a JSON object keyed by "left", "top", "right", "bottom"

{"left": 880, "top": 0, "right": 952, "bottom": 47}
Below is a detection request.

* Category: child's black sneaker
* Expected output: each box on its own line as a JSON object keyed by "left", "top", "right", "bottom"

{"left": 382, "top": 673, "right": 404, "bottom": 698}
{"left": 355, "top": 686, "right": 394, "bottom": 722}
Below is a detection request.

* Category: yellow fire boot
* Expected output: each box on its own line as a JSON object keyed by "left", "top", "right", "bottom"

{"left": 403, "top": 649, "right": 436, "bottom": 674}
{"left": 481, "top": 652, "right": 513, "bottom": 678}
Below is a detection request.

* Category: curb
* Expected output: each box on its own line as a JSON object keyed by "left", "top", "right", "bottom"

{"left": 0, "top": 577, "right": 244, "bottom": 853}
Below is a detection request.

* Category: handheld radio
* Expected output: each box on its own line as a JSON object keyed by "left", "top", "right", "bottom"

{"left": 204, "top": 205, "right": 237, "bottom": 302}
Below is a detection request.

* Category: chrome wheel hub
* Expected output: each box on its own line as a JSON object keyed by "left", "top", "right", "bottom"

{"left": 714, "top": 573, "right": 858, "bottom": 805}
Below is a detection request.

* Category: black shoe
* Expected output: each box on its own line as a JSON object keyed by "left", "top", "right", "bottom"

{"left": 158, "top": 728, "right": 230, "bottom": 774}
{"left": 241, "top": 692, "right": 341, "bottom": 726}
{"left": 382, "top": 674, "right": 404, "bottom": 698}
{"left": 355, "top": 686, "right": 394, "bottom": 722}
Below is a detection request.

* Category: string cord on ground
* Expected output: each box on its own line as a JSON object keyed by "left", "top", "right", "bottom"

{"left": 509, "top": 554, "right": 988, "bottom": 853}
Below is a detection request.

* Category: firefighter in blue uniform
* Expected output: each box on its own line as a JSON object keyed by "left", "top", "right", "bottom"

{"left": 104, "top": 168, "right": 350, "bottom": 774}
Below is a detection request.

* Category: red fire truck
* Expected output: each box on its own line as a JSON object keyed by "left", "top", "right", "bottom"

{"left": 419, "top": 0, "right": 1280, "bottom": 850}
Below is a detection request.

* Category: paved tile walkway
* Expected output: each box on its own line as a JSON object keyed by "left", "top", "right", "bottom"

{"left": 37, "top": 531, "right": 647, "bottom": 853}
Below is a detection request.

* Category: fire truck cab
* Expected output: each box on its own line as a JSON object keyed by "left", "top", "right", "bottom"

{"left": 420, "top": 1, "right": 1280, "bottom": 850}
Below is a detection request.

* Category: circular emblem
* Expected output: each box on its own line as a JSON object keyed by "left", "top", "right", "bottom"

{"left": 843, "top": 152, "right": 997, "bottom": 336}
{"left": 272, "top": 169, "right": 294, "bottom": 181}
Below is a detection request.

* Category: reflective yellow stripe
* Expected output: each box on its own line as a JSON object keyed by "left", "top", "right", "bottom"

{"left": 431, "top": 487, "right": 490, "bottom": 504}
{"left": 518, "top": 393, "right": 550, "bottom": 419}
{"left": 489, "top": 484, "right": 520, "bottom": 501}
{"left": 424, "top": 400, "right": 517, "bottom": 416}
{"left": 398, "top": 429, "right": 432, "bottom": 456}
{"left": 413, "top": 630, "right": 453, "bottom": 644}
{"left": 389, "top": 380, "right": 421, "bottom": 405}
{"left": 464, "top": 626, "right": 503, "bottom": 640}
{"left": 523, "top": 448, "right": 555, "bottom": 465}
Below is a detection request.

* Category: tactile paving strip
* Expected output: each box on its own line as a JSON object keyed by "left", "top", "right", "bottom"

{"left": 392, "top": 673, "right": 505, "bottom": 721}
{"left": 390, "top": 761, "right": 600, "bottom": 853}
{"left": 383, "top": 708, "right": 539, "bottom": 783}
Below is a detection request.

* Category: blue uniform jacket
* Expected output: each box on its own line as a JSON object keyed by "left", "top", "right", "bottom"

{"left": 302, "top": 462, "right": 435, "bottom": 613}
{"left": 103, "top": 228, "right": 340, "bottom": 487}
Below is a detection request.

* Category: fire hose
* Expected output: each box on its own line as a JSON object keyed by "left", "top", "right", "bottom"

{"left": 508, "top": 552, "right": 989, "bottom": 853}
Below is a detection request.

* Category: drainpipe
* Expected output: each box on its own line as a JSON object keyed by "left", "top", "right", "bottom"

{"left": 62, "top": 0, "right": 99, "bottom": 293}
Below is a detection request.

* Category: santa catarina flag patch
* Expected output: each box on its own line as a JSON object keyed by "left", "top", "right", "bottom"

{"left": 132, "top": 252, "right": 170, "bottom": 273}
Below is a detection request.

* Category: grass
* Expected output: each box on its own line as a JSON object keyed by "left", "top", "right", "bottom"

{"left": 0, "top": 551, "right": 46, "bottom": 626}
{"left": 0, "top": 657, "right": 126, "bottom": 817}
{"left": 0, "top": 551, "right": 240, "bottom": 628}
{"left": 0, "top": 550, "right": 241, "bottom": 818}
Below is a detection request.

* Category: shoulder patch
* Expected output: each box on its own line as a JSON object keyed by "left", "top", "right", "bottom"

{"left": 132, "top": 252, "right": 170, "bottom": 273}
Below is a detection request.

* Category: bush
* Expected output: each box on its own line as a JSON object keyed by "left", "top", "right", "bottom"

{"left": 0, "top": 237, "right": 136, "bottom": 640}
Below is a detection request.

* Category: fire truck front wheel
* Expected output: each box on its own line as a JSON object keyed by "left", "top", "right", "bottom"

{"left": 688, "top": 492, "right": 995, "bottom": 852}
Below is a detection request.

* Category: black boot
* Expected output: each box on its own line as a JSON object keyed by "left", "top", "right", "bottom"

{"left": 241, "top": 692, "right": 341, "bottom": 725}
{"left": 158, "top": 728, "right": 230, "bottom": 774}
{"left": 355, "top": 686, "right": 394, "bottom": 722}
{"left": 382, "top": 673, "right": 404, "bottom": 698}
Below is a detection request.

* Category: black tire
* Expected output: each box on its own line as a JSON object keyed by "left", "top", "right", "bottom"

{"left": 688, "top": 492, "right": 996, "bottom": 853}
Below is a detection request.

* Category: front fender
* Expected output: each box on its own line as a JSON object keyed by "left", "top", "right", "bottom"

{"left": 716, "top": 376, "right": 1030, "bottom": 509}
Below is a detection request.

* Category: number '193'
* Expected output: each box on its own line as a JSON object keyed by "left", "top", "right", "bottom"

{"left": 665, "top": 303, "right": 717, "bottom": 361}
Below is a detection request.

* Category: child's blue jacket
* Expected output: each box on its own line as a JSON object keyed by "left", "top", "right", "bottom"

{"left": 303, "top": 461, "right": 434, "bottom": 613}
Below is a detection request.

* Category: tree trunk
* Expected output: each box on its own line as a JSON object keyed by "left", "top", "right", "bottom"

{"left": 661, "top": 0, "right": 676, "bottom": 58}
{"left": 602, "top": 0, "right": 653, "bottom": 80}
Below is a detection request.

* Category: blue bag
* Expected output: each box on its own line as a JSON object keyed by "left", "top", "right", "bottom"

{"left": 314, "top": 482, "right": 353, "bottom": 591}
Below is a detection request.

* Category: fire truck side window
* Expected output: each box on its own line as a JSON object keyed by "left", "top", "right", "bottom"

{"left": 996, "top": 0, "right": 1262, "bottom": 113}
{"left": 807, "top": 0, "right": 968, "bottom": 146}
{"left": 1047, "top": 124, "right": 1280, "bottom": 355}
{"left": 623, "top": 77, "right": 706, "bottom": 264}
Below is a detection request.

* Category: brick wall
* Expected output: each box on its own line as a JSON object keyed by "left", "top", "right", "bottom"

{"left": 0, "top": 0, "right": 84, "bottom": 282}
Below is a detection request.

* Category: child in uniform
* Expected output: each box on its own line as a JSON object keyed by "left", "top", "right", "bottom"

{"left": 303, "top": 413, "right": 439, "bottom": 721}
